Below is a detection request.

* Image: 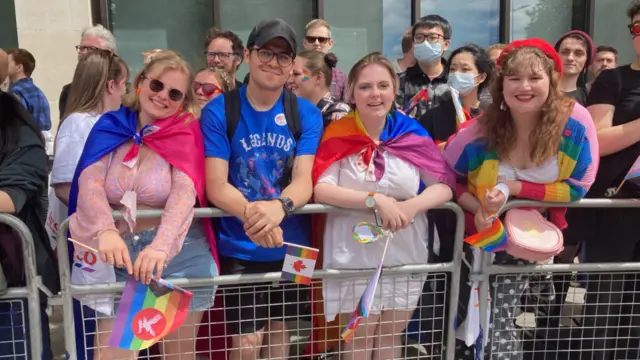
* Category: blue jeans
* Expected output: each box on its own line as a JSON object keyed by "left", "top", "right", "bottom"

{"left": 0, "top": 299, "right": 52, "bottom": 360}
{"left": 115, "top": 222, "right": 219, "bottom": 311}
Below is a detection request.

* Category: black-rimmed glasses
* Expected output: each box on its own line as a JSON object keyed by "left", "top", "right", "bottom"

{"left": 413, "top": 33, "right": 445, "bottom": 43}
{"left": 251, "top": 48, "right": 294, "bottom": 67}
{"left": 204, "top": 51, "right": 236, "bottom": 61}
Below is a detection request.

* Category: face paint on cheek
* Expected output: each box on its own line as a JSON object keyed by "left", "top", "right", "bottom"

{"left": 302, "top": 69, "right": 310, "bottom": 81}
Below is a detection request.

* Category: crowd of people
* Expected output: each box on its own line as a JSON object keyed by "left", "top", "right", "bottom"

{"left": 0, "top": 1, "right": 639, "bottom": 360}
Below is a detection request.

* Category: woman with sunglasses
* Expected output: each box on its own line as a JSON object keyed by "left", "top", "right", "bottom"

{"left": 288, "top": 50, "right": 350, "bottom": 127}
{"left": 579, "top": 2, "right": 640, "bottom": 358}
{"left": 193, "top": 67, "right": 234, "bottom": 109}
{"left": 67, "top": 51, "right": 218, "bottom": 359}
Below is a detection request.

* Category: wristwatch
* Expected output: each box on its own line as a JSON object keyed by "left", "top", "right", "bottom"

{"left": 279, "top": 197, "right": 296, "bottom": 217}
{"left": 364, "top": 192, "right": 377, "bottom": 209}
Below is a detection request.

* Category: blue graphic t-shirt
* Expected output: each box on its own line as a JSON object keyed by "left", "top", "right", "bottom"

{"left": 201, "top": 86, "right": 323, "bottom": 261}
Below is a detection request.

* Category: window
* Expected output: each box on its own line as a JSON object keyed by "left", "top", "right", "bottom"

{"left": 510, "top": 0, "right": 576, "bottom": 43}
{"left": 324, "top": 0, "right": 412, "bottom": 75}
{"left": 0, "top": 0, "right": 18, "bottom": 49}
{"left": 219, "top": 0, "right": 315, "bottom": 80}
{"left": 108, "top": 0, "right": 213, "bottom": 79}
{"left": 593, "top": 0, "right": 636, "bottom": 65}
{"left": 420, "top": 0, "right": 500, "bottom": 53}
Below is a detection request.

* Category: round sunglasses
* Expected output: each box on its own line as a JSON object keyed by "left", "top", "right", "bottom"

{"left": 145, "top": 78, "right": 184, "bottom": 102}
{"left": 630, "top": 22, "right": 640, "bottom": 37}
{"left": 192, "top": 81, "right": 222, "bottom": 97}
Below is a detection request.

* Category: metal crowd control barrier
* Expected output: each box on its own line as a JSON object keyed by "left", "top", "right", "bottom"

{"left": 57, "top": 202, "right": 465, "bottom": 360}
{"left": 476, "top": 198, "right": 640, "bottom": 359}
{"left": 0, "top": 214, "right": 43, "bottom": 359}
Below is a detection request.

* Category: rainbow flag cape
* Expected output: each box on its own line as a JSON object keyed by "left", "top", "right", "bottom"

{"left": 312, "top": 110, "right": 455, "bottom": 186}
{"left": 281, "top": 244, "right": 319, "bottom": 285}
{"left": 464, "top": 219, "right": 508, "bottom": 253}
{"left": 108, "top": 275, "right": 192, "bottom": 350}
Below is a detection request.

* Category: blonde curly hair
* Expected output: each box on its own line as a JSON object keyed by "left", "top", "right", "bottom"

{"left": 478, "top": 46, "right": 574, "bottom": 165}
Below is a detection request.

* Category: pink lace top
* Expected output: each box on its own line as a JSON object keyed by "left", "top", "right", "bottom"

{"left": 69, "top": 143, "right": 196, "bottom": 262}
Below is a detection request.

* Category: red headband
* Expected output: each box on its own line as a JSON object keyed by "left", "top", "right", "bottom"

{"left": 497, "top": 38, "right": 563, "bottom": 77}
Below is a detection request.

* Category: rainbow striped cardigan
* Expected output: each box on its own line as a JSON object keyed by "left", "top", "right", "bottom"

{"left": 443, "top": 103, "right": 599, "bottom": 229}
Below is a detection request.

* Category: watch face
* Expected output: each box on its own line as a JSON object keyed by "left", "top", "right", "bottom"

{"left": 282, "top": 197, "right": 295, "bottom": 212}
{"left": 365, "top": 196, "right": 376, "bottom": 208}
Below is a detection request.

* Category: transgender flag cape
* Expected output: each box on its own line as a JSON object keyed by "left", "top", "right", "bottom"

{"left": 303, "top": 110, "right": 455, "bottom": 357}
{"left": 66, "top": 106, "right": 220, "bottom": 359}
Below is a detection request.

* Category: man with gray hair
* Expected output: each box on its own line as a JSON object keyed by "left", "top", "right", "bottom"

{"left": 58, "top": 24, "right": 117, "bottom": 118}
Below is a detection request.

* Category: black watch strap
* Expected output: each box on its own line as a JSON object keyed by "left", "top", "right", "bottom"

{"left": 279, "top": 197, "right": 295, "bottom": 216}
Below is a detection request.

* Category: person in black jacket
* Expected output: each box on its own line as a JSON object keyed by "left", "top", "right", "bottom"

{"left": 0, "top": 49, "right": 59, "bottom": 360}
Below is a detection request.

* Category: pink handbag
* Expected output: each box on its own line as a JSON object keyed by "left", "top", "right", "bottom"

{"left": 504, "top": 208, "right": 564, "bottom": 261}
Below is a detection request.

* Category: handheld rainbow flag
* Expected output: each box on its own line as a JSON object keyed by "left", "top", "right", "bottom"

{"left": 341, "top": 233, "right": 392, "bottom": 343}
{"left": 464, "top": 219, "right": 508, "bottom": 253}
{"left": 625, "top": 155, "right": 640, "bottom": 182}
{"left": 108, "top": 275, "right": 192, "bottom": 350}
{"left": 614, "top": 155, "right": 640, "bottom": 194}
{"left": 450, "top": 87, "right": 468, "bottom": 127}
{"left": 281, "top": 243, "right": 319, "bottom": 286}
{"left": 404, "top": 88, "right": 429, "bottom": 116}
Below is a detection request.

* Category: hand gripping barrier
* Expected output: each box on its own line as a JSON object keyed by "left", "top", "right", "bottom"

{"left": 56, "top": 202, "right": 466, "bottom": 360}
{"left": 475, "top": 198, "right": 640, "bottom": 360}
{"left": 0, "top": 213, "right": 43, "bottom": 359}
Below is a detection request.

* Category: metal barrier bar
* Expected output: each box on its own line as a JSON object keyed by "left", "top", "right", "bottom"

{"left": 57, "top": 202, "right": 466, "bottom": 360}
{"left": 0, "top": 213, "right": 43, "bottom": 359}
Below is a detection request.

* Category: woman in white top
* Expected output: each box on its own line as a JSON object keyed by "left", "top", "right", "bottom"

{"left": 313, "top": 52, "right": 455, "bottom": 360}
{"left": 46, "top": 50, "right": 128, "bottom": 248}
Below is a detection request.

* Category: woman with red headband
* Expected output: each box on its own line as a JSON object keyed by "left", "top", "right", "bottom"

{"left": 443, "top": 38, "right": 598, "bottom": 359}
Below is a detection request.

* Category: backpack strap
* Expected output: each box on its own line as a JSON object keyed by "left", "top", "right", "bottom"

{"left": 277, "top": 90, "right": 301, "bottom": 189}
{"left": 283, "top": 90, "right": 301, "bottom": 140}
{"left": 224, "top": 88, "right": 242, "bottom": 141}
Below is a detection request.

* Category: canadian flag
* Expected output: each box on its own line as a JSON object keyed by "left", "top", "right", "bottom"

{"left": 280, "top": 244, "right": 318, "bottom": 285}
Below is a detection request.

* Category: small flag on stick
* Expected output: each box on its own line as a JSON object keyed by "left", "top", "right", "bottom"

{"left": 404, "top": 88, "right": 429, "bottom": 115}
{"left": 614, "top": 155, "right": 640, "bottom": 194}
{"left": 341, "top": 232, "right": 393, "bottom": 343}
{"left": 108, "top": 275, "right": 192, "bottom": 350}
{"left": 281, "top": 243, "right": 319, "bottom": 286}
{"left": 464, "top": 219, "right": 508, "bottom": 253}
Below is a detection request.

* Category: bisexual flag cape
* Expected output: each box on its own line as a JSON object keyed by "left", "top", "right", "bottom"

{"left": 67, "top": 106, "right": 220, "bottom": 359}
{"left": 303, "top": 110, "right": 455, "bottom": 357}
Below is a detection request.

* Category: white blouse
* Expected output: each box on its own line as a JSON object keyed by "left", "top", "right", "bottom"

{"left": 318, "top": 149, "right": 438, "bottom": 270}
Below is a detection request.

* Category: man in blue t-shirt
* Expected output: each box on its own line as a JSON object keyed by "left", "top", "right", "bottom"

{"left": 201, "top": 18, "right": 322, "bottom": 360}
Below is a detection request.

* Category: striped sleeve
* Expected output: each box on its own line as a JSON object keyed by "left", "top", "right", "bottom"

{"left": 442, "top": 121, "right": 484, "bottom": 178}
{"left": 518, "top": 103, "right": 599, "bottom": 202}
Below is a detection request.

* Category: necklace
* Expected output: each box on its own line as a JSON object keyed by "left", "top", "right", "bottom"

{"left": 246, "top": 92, "right": 258, "bottom": 110}
{"left": 506, "top": 154, "right": 520, "bottom": 181}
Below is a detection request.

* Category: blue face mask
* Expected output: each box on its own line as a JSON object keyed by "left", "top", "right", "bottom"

{"left": 448, "top": 72, "right": 478, "bottom": 96}
{"left": 413, "top": 41, "right": 442, "bottom": 63}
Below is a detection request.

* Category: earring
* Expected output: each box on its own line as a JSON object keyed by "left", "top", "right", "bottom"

{"left": 500, "top": 101, "right": 507, "bottom": 111}
{"left": 136, "top": 87, "right": 141, "bottom": 94}
{"left": 178, "top": 106, "right": 183, "bottom": 112}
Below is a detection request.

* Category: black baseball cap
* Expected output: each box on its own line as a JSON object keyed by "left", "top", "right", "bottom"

{"left": 246, "top": 18, "right": 297, "bottom": 55}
